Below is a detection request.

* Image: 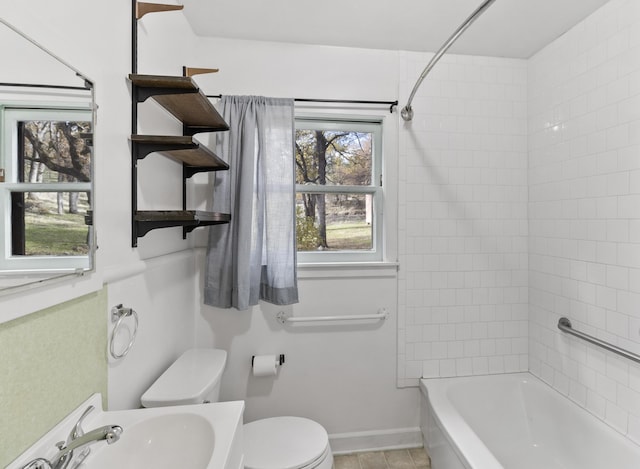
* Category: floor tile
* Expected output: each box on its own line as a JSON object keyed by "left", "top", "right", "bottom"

{"left": 358, "top": 451, "right": 388, "bottom": 469}
{"left": 335, "top": 447, "right": 431, "bottom": 469}
{"left": 335, "top": 454, "right": 361, "bottom": 469}
{"left": 384, "top": 449, "right": 415, "bottom": 469}
{"left": 408, "top": 447, "right": 430, "bottom": 467}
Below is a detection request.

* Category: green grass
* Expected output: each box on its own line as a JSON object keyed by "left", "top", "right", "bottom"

{"left": 22, "top": 194, "right": 89, "bottom": 256}
{"left": 326, "top": 222, "right": 372, "bottom": 250}
{"left": 25, "top": 215, "right": 88, "bottom": 256}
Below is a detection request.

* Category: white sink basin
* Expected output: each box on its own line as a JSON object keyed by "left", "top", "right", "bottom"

{"left": 88, "top": 413, "right": 215, "bottom": 469}
{"left": 9, "top": 394, "right": 244, "bottom": 469}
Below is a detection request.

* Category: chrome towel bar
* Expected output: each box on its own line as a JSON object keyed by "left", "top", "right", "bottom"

{"left": 557, "top": 317, "right": 640, "bottom": 365}
{"left": 277, "top": 308, "right": 389, "bottom": 324}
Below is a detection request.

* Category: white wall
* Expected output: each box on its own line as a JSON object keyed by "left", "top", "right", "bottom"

{"left": 0, "top": 1, "right": 422, "bottom": 450}
{"left": 196, "top": 253, "right": 420, "bottom": 450}
{"left": 397, "top": 51, "right": 530, "bottom": 385}
{"left": 528, "top": 0, "right": 640, "bottom": 444}
{"left": 104, "top": 2, "right": 217, "bottom": 410}
{"left": 6, "top": 0, "right": 640, "bottom": 454}
{"left": 0, "top": 0, "right": 207, "bottom": 412}
{"left": 188, "top": 36, "right": 421, "bottom": 450}
{"left": 106, "top": 251, "right": 198, "bottom": 410}
{"left": 0, "top": 0, "right": 125, "bottom": 321}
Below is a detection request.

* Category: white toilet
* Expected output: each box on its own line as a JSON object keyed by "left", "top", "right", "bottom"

{"left": 141, "top": 348, "right": 334, "bottom": 469}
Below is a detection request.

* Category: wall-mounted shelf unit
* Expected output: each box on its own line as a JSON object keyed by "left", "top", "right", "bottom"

{"left": 135, "top": 210, "right": 231, "bottom": 238}
{"left": 131, "top": 135, "right": 229, "bottom": 177}
{"left": 129, "top": 74, "right": 230, "bottom": 246}
{"left": 129, "top": 74, "right": 229, "bottom": 135}
{"left": 130, "top": 4, "right": 230, "bottom": 247}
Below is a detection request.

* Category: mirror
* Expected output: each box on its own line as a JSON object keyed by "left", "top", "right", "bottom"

{"left": 0, "top": 18, "right": 95, "bottom": 293}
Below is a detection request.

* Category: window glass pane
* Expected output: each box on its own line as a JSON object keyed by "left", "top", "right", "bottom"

{"left": 295, "top": 129, "right": 372, "bottom": 186}
{"left": 19, "top": 120, "right": 92, "bottom": 183}
{"left": 296, "top": 192, "right": 373, "bottom": 251}
{"left": 11, "top": 191, "right": 90, "bottom": 256}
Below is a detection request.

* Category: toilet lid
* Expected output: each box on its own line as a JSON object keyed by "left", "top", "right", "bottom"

{"left": 243, "top": 416, "right": 329, "bottom": 469}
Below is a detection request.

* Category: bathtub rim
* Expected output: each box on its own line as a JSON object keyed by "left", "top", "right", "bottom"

{"left": 421, "top": 371, "right": 640, "bottom": 469}
{"left": 421, "top": 373, "right": 511, "bottom": 469}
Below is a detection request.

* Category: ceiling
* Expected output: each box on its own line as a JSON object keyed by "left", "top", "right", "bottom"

{"left": 181, "top": 0, "right": 611, "bottom": 58}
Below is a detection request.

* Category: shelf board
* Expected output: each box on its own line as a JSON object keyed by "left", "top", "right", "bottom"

{"left": 131, "top": 135, "right": 229, "bottom": 174}
{"left": 183, "top": 67, "right": 219, "bottom": 78}
{"left": 135, "top": 210, "right": 230, "bottom": 238}
{"left": 136, "top": 2, "right": 184, "bottom": 20}
{"left": 129, "top": 74, "right": 229, "bottom": 134}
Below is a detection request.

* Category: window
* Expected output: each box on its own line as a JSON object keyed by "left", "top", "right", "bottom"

{"left": 295, "top": 116, "right": 383, "bottom": 263}
{"left": 0, "top": 107, "right": 93, "bottom": 272}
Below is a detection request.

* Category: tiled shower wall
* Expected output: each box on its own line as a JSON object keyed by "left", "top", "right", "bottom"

{"left": 397, "top": 53, "right": 529, "bottom": 386}
{"left": 528, "top": 0, "right": 640, "bottom": 444}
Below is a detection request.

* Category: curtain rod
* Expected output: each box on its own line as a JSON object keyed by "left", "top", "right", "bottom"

{"left": 207, "top": 95, "right": 398, "bottom": 114}
{"left": 0, "top": 82, "right": 90, "bottom": 91}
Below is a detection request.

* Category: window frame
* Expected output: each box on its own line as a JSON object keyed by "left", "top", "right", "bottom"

{"left": 0, "top": 105, "right": 93, "bottom": 273}
{"left": 295, "top": 114, "right": 385, "bottom": 264}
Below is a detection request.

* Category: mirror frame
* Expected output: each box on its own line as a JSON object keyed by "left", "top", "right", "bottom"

{"left": 0, "top": 17, "right": 96, "bottom": 295}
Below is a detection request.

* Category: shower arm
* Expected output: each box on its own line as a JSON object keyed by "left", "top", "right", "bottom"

{"left": 400, "top": 0, "right": 498, "bottom": 121}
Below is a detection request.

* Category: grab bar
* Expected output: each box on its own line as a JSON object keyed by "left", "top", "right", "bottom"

{"left": 277, "top": 308, "right": 389, "bottom": 325}
{"left": 557, "top": 317, "right": 640, "bottom": 365}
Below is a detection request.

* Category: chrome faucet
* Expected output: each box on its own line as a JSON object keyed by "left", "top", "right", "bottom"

{"left": 20, "top": 406, "right": 123, "bottom": 469}
{"left": 49, "top": 424, "right": 123, "bottom": 469}
{"left": 55, "top": 405, "right": 95, "bottom": 469}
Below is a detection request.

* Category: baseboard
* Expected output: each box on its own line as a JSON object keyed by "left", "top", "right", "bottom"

{"left": 329, "top": 427, "right": 423, "bottom": 455}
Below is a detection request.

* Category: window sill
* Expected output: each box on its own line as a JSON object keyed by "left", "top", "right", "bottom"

{"left": 296, "top": 261, "right": 398, "bottom": 279}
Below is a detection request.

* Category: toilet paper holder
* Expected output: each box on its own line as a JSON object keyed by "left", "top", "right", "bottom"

{"left": 251, "top": 354, "right": 285, "bottom": 366}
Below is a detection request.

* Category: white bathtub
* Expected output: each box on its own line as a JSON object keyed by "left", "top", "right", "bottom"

{"left": 420, "top": 372, "right": 640, "bottom": 469}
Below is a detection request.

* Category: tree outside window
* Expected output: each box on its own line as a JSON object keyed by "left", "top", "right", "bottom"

{"left": 0, "top": 106, "right": 93, "bottom": 271}
{"left": 13, "top": 119, "right": 92, "bottom": 256}
{"left": 295, "top": 117, "right": 382, "bottom": 262}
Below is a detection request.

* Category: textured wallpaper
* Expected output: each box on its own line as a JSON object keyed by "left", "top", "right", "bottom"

{"left": 0, "top": 288, "right": 107, "bottom": 467}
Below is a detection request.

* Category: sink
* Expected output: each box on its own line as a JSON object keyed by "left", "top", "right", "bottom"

{"left": 87, "top": 413, "right": 215, "bottom": 469}
{"left": 8, "top": 395, "right": 244, "bottom": 469}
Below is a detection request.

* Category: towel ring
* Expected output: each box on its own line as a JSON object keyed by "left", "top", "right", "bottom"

{"left": 109, "top": 304, "right": 139, "bottom": 360}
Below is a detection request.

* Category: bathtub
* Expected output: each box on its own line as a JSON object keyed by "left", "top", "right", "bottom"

{"left": 420, "top": 372, "right": 640, "bottom": 469}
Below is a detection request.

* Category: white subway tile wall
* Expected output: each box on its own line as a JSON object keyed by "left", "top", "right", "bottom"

{"left": 528, "top": 0, "right": 640, "bottom": 444}
{"left": 397, "top": 52, "right": 529, "bottom": 386}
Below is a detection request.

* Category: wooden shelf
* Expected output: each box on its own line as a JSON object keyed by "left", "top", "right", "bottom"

{"left": 129, "top": 74, "right": 229, "bottom": 135}
{"left": 183, "top": 67, "right": 219, "bottom": 78}
{"left": 134, "top": 210, "right": 230, "bottom": 238}
{"left": 131, "top": 135, "right": 228, "bottom": 176}
{"left": 136, "top": 2, "right": 184, "bottom": 20}
{"left": 129, "top": 73, "right": 230, "bottom": 245}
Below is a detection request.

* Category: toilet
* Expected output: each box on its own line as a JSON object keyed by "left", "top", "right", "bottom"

{"left": 141, "top": 348, "right": 334, "bottom": 469}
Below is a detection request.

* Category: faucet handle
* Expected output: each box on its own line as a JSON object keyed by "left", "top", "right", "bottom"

{"left": 21, "top": 458, "right": 52, "bottom": 469}
{"left": 69, "top": 405, "right": 95, "bottom": 442}
{"left": 53, "top": 405, "right": 96, "bottom": 469}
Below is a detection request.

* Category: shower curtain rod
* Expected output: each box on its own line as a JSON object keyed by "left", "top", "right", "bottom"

{"left": 400, "top": 0, "right": 498, "bottom": 121}
{"left": 207, "top": 95, "right": 398, "bottom": 113}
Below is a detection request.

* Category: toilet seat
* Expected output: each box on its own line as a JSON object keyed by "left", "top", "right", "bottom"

{"left": 243, "top": 416, "right": 331, "bottom": 469}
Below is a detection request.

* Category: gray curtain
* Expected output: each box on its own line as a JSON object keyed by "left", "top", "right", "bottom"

{"left": 204, "top": 96, "right": 298, "bottom": 311}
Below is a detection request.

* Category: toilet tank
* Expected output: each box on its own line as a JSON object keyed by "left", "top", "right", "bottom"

{"left": 141, "top": 348, "right": 227, "bottom": 408}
